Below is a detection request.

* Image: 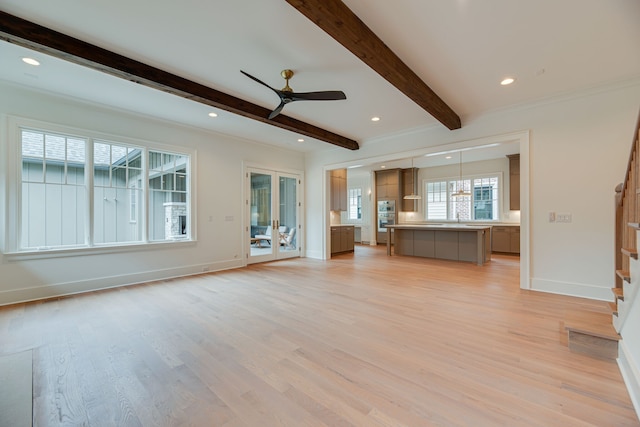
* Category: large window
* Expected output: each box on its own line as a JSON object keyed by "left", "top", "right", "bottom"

{"left": 425, "top": 175, "right": 500, "bottom": 221}
{"left": 348, "top": 187, "right": 362, "bottom": 220}
{"left": 16, "top": 123, "right": 191, "bottom": 252}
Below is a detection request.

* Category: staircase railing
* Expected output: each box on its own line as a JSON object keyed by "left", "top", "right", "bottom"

{"left": 614, "top": 110, "right": 640, "bottom": 298}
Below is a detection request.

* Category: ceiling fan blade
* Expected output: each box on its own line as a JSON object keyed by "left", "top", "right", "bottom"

{"left": 240, "top": 70, "right": 279, "bottom": 95}
{"left": 290, "top": 91, "right": 347, "bottom": 101}
{"left": 268, "top": 101, "right": 286, "bottom": 119}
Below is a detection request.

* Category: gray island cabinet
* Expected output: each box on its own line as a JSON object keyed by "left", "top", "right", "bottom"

{"left": 386, "top": 224, "right": 491, "bottom": 266}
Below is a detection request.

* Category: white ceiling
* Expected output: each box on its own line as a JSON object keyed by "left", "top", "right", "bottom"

{"left": 1, "top": 0, "right": 639, "bottom": 156}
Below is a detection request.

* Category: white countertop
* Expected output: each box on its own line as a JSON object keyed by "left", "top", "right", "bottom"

{"left": 386, "top": 224, "right": 491, "bottom": 231}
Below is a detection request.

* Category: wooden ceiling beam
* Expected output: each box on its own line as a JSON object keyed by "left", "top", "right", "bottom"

{"left": 0, "top": 10, "right": 359, "bottom": 150}
{"left": 285, "top": 0, "right": 462, "bottom": 130}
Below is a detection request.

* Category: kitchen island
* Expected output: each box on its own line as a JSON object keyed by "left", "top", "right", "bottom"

{"left": 385, "top": 224, "right": 492, "bottom": 266}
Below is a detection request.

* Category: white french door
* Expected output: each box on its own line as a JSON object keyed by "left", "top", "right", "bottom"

{"left": 247, "top": 167, "right": 301, "bottom": 264}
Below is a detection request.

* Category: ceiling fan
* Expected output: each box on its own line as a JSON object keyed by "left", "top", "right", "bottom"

{"left": 241, "top": 69, "right": 346, "bottom": 119}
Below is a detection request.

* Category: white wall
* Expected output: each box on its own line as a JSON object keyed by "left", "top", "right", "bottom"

{"left": 0, "top": 82, "right": 304, "bottom": 304}
{"left": 305, "top": 80, "right": 640, "bottom": 301}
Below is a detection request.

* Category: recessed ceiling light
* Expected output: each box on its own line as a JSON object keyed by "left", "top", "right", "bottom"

{"left": 22, "top": 57, "right": 40, "bottom": 66}
{"left": 371, "top": 116, "right": 380, "bottom": 122}
{"left": 500, "top": 77, "right": 516, "bottom": 86}
{"left": 380, "top": 165, "right": 386, "bottom": 169}
{"left": 445, "top": 156, "right": 452, "bottom": 159}
{"left": 208, "top": 112, "right": 218, "bottom": 118}
{"left": 297, "top": 138, "right": 304, "bottom": 142}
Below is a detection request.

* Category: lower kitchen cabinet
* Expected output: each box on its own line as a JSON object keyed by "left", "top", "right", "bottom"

{"left": 492, "top": 226, "right": 520, "bottom": 254}
{"left": 331, "top": 225, "right": 355, "bottom": 255}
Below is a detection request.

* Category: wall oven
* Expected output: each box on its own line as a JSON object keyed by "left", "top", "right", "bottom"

{"left": 377, "top": 200, "right": 396, "bottom": 232}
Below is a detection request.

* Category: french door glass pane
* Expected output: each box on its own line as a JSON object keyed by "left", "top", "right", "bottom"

{"left": 250, "top": 172, "right": 273, "bottom": 254}
{"left": 279, "top": 176, "right": 297, "bottom": 251}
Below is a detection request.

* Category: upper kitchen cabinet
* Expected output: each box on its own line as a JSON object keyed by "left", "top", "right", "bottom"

{"left": 507, "top": 154, "right": 520, "bottom": 211}
{"left": 375, "top": 169, "right": 400, "bottom": 200}
{"left": 330, "top": 168, "right": 347, "bottom": 211}
{"left": 401, "top": 168, "right": 418, "bottom": 212}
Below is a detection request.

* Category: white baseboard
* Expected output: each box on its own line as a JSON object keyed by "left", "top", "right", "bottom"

{"left": 530, "top": 278, "right": 613, "bottom": 301}
{"left": 0, "top": 258, "right": 243, "bottom": 306}
{"left": 305, "top": 249, "right": 325, "bottom": 260}
{"left": 618, "top": 340, "right": 640, "bottom": 421}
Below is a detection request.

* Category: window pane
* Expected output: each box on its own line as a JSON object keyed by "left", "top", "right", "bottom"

{"left": 22, "top": 131, "right": 44, "bottom": 158}
{"left": 426, "top": 181, "right": 447, "bottom": 220}
{"left": 45, "top": 134, "right": 66, "bottom": 161}
{"left": 176, "top": 174, "right": 187, "bottom": 191}
{"left": 22, "top": 131, "right": 44, "bottom": 183}
{"left": 149, "top": 150, "right": 189, "bottom": 241}
{"left": 94, "top": 142, "right": 111, "bottom": 166}
{"left": 473, "top": 176, "right": 499, "bottom": 220}
{"left": 112, "top": 167, "right": 127, "bottom": 188}
{"left": 129, "top": 168, "right": 142, "bottom": 186}
{"left": 164, "top": 174, "right": 175, "bottom": 191}
{"left": 149, "top": 151, "right": 163, "bottom": 171}
{"left": 93, "top": 141, "right": 144, "bottom": 245}
{"left": 162, "top": 153, "right": 176, "bottom": 171}
{"left": 348, "top": 188, "right": 362, "bottom": 220}
{"left": 94, "top": 168, "right": 109, "bottom": 186}
{"left": 45, "top": 161, "right": 64, "bottom": 184}
{"left": 67, "top": 139, "right": 86, "bottom": 163}
{"left": 20, "top": 129, "right": 87, "bottom": 250}
{"left": 128, "top": 148, "right": 142, "bottom": 168}
{"left": 149, "top": 176, "right": 162, "bottom": 190}
{"left": 111, "top": 145, "right": 127, "bottom": 165}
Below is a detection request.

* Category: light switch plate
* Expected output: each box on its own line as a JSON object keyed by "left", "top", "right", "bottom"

{"left": 557, "top": 213, "right": 572, "bottom": 223}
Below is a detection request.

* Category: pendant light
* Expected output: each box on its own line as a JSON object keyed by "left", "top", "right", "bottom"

{"left": 403, "top": 157, "right": 421, "bottom": 200}
{"left": 452, "top": 151, "right": 471, "bottom": 197}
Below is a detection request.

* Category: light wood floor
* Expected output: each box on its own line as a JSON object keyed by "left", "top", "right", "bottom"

{"left": 0, "top": 245, "right": 638, "bottom": 426}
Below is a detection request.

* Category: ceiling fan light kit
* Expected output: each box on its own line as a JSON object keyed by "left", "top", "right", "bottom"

{"left": 241, "top": 69, "right": 347, "bottom": 119}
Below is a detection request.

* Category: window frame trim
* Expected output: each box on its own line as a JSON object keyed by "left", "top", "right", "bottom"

{"left": 5, "top": 115, "right": 197, "bottom": 256}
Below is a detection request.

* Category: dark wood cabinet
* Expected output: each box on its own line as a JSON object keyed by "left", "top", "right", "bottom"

{"left": 330, "top": 168, "right": 347, "bottom": 211}
{"left": 331, "top": 225, "right": 355, "bottom": 255}
{"left": 507, "top": 154, "right": 520, "bottom": 211}
{"left": 492, "top": 226, "right": 520, "bottom": 253}
{"left": 401, "top": 168, "right": 418, "bottom": 212}
{"left": 375, "top": 169, "right": 400, "bottom": 200}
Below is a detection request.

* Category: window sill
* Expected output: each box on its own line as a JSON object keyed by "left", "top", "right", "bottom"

{"left": 4, "top": 239, "right": 197, "bottom": 261}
